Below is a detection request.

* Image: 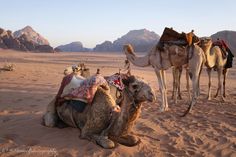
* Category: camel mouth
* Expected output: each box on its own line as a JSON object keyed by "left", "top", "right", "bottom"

{"left": 146, "top": 94, "right": 156, "bottom": 102}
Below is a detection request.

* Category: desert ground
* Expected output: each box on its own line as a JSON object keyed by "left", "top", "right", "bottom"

{"left": 0, "top": 49, "right": 236, "bottom": 157}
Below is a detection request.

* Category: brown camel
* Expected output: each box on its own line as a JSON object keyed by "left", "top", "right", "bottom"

{"left": 124, "top": 42, "right": 205, "bottom": 116}
{"left": 43, "top": 75, "right": 155, "bottom": 148}
{"left": 199, "top": 37, "right": 228, "bottom": 101}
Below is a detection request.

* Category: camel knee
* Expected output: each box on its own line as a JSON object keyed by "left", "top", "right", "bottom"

{"left": 43, "top": 112, "right": 58, "bottom": 127}
{"left": 96, "top": 136, "right": 115, "bottom": 149}
{"left": 116, "top": 134, "right": 140, "bottom": 147}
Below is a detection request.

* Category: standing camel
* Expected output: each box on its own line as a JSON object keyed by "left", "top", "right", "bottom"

{"left": 124, "top": 42, "right": 205, "bottom": 115}
{"left": 199, "top": 37, "right": 230, "bottom": 101}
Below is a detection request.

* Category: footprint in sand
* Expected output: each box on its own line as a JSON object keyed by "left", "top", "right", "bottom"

{"left": 1, "top": 117, "right": 11, "bottom": 123}
{"left": 195, "top": 137, "right": 204, "bottom": 145}
{"left": 25, "top": 139, "right": 40, "bottom": 146}
{"left": 30, "top": 104, "right": 38, "bottom": 107}
{"left": 4, "top": 133, "right": 19, "bottom": 141}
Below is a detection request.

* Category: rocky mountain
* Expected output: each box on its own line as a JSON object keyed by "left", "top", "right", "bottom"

{"left": 93, "top": 29, "right": 160, "bottom": 52}
{"left": 56, "top": 41, "right": 90, "bottom": 52}
{"left": 93, "top": 41, "right": 113, "bottom": 52}
{"left": 211, "top": 30, "right": 236, "bottom": 55}
{"left": 0, "top": 27, "right": 54, "bottom": 53}
{"left": 13, "top": 26, "right": 50, "bottom": 45}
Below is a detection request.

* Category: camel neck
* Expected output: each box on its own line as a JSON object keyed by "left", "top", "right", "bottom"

{"left": 112, "top": 90, "right": 142, "bottom": 136}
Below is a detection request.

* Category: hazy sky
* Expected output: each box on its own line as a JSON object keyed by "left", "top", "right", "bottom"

{"left": 1, "top": 0, "right": 236, "bottom": 48}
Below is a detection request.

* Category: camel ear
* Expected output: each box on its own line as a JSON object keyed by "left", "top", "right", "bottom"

{"left": 122, "top": 78, "right": 129, "bottom": 86}
{"left": 122, "top": 75, "right": 135, "bottom": 86}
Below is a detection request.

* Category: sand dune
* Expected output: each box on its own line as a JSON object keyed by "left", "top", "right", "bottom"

{"left": 0, "top": 50, "right": 236, "bottom": 157}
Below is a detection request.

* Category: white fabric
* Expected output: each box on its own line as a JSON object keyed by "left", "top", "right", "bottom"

{"left": 61, "top": 75, "right": 85, "bottom": 97}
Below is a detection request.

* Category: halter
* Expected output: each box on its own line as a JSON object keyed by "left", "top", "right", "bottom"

{"left": 123, "top": 82, "right": 144, "bottom": 109}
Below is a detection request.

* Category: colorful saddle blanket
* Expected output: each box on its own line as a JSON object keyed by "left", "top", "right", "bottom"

{"left": 105, "top": 73, "right": 124, "bottom": 91}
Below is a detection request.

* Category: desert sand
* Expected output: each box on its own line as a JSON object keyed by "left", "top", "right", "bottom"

{"left": 0, "top": 49, "right": 236, "bottom": 157}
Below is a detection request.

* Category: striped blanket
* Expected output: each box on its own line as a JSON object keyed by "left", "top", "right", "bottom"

{"left": 63, "top": 74, "right": 109, "bottom": 104}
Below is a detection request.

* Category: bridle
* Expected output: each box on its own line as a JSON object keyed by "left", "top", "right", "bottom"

{"left": 123, "top": 82, "right": 144, "bottom": 109}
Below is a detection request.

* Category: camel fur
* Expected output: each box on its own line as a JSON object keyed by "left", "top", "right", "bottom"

{"left": 43, "top": 75, "right": 155, "bottom": 148}
{"left": 199, "top": 37, "right": 228, "bottom": 101}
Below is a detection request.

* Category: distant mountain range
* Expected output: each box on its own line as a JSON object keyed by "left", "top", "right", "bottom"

{"left": 0, "top": 26, "right": 236, "bottom": 54}
{"left": 211, "top": 30, "right": 236, "bottom": 55}
{"left": 56, "top": 41, "right": 91, "bottom": 52}
{"left": 93, "top": 29, "right": 160, "bottom": 52}
{"left": 13, "top": 26, "right": 50, "bottom": 45}
{"left": 0, "top": 26, "right": 55, "bottom": 52}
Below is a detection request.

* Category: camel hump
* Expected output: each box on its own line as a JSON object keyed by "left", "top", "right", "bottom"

{"left": 93, "top": 87, "right": 116, "bottom": 106}
{"left": 185, "top": 31, "right": 200, "bottom": 46}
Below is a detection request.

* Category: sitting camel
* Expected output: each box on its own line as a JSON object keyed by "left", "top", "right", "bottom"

{"left": 199, "top": 37, "right": 230, "bottom": 101}
{"left": 64, "top": 63, "right": 90, "bottom": 77}
{"left": 43, "top": 75, "right": 155, "bottom": 148}
{"left": 124, "top": 41, "right": 205, "bottom": 116}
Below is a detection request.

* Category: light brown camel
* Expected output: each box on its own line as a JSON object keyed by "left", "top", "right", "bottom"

{"left": 124, "top": 43, "right": 205, "bottom": 116}
{"left": 64, "top": 63, "right": 90, "bottom": 77}
{"left": 43, "top": 75, "right": 155, "bottom": 148}
{"left": 199, "top": 37, "right": 228, "bottom": 101}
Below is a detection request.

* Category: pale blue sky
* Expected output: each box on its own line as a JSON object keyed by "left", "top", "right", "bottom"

{"left": 1, "top": 0, "right": 235, "bottom": 48}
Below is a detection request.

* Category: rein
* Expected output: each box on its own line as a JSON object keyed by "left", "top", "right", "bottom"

{"left": 123, "top": 83, "right": 143, "bottom": 110}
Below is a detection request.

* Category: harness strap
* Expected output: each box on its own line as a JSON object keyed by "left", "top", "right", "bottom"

{"left": 168, "top": 50, "right": 174, "bottom": 66}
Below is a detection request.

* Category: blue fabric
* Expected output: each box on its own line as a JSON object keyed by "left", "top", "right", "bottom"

{"left": 66, "top": 100, "right": 87, "bottom": 112}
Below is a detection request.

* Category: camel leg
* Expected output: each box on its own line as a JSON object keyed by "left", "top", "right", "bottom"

{"left": 186, "top": 68, "right": 191, "bottom": 101}
{"left": 43, "top": 97, "right": 58, "bottom": 127}
{"left": 81, "top": 132, "right": 115, "bottom": 149}
{"left": 172, "top": 67, "right": 178, "bottom": 104}
{"left": 115, "top": 134, "right": 140, "bottom": 147}
{"left": 172, "top": 67, "right": 176, "bottom": 100}
{"left": 177, "top": 67, "right": 183, "bottom": 100}
{"left": 215, "top": 68, "right": 225, "bottom": 101}
{"left": 197, "top": 63, "right": 203, "bottom": 97}
{"left": 161, "top": 70, "right": 169, "bottom": 111}
{"left": 155, "top": 69, "right": 168, "bottom": 112}
{"left": 223, "top": 68, "right": 228, "bottom": 98}
{"left": 206, "top": 68, "right": 212, "bottom": 100}
{"left": 214, "top": 68, "right": 223, "bottom": 98}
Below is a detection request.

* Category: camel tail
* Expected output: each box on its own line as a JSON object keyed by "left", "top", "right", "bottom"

{"left": 180, "top": 103, "right": 193, "bottom": 117}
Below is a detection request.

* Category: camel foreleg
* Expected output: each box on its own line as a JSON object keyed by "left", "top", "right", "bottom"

{"left": 43, "top": 97, "right": 58, "bottom": 127}
{"left": 215, "top": 68, "right": 225, "bottom": 101}
{"left": 177, "top": 67, "right": 183, "bottom": 100}
{"left": 206, "top": 68, "right": 212, "bottom": 100}
{"left": 186, "top": 68, "right": 191, "bottom": 101}
{"left": 115, "top": 134, "right": 140, "bottom": 147}
{"left": 155, "top": 69, "right": 168, "bottom": 111}
{"left": 223, "top": 68, "right": 228, "bottom": 98}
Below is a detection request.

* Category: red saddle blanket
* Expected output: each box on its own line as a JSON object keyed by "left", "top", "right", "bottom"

{"left": 56, "top": 74, "right": 108, "bottom": 105}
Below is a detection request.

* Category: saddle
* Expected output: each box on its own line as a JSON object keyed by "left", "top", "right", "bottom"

{"left": 212, "top": 40, "right": 228, "bottom": 59}
{"left": 157, "top": 27, "right": 200, "bottom": 51}
{"left": 213, "top": 39, "right": 234, "bottom": 68}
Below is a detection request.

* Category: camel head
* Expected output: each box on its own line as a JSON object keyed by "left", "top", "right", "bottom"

{"left": 199, "top": 37, "right": 212, "bottom": 48}
{"left": 64, "top": 63, "right": 90, "bottom": 78}
{"left": 122, "top": 75, "right": 155, "bottom": 103}
{"left": 123, "top": 44, "right": 135, "bottom": 56}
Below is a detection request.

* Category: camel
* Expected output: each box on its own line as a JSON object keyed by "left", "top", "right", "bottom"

{"left": 64, "top": 63, "right": 90, "bottom": 77}
{"left": 43, "top": 75, "right": 155, "bottom": 148}
{"left": 199, "top": 37, "right": 228, "bottom": 101}
{"left": 124, "top": 42, "right": 205, "bottom": 116}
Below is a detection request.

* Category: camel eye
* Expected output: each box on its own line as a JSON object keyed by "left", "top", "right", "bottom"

{"left": 132, "top": 84, "right": 138, "bottom": 89}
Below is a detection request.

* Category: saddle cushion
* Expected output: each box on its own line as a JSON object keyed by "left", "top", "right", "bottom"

{"left": 105, "top": 73, "right": 124, "bottom": 91}
{"left": 64, "top": 74, "right": 108, "bottom": 104}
